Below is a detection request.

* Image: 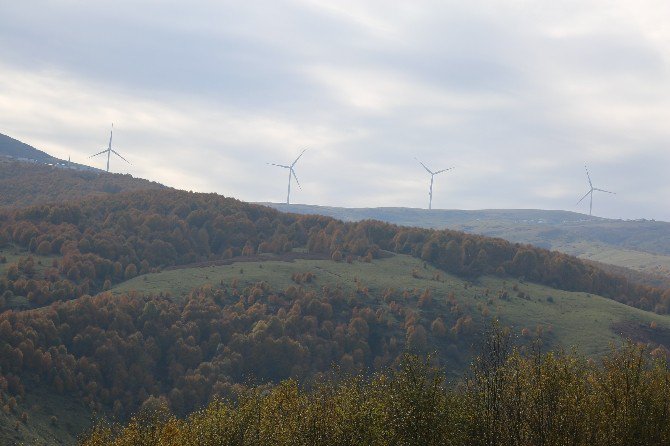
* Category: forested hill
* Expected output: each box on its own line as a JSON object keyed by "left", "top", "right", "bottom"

{"left": 263, "top": 204, "right": 670, "bottom": 255}
{"left": 2, "top": 187, "right": 670, "bottom": 444}
{"left": 264, "top": 203, "right": 670, "bottom": 287}
{"left": 2, "top": 189, "right": 668, "bottom": 314}
{"left": 0, "top": 159, "right": 165, "bottom": 208}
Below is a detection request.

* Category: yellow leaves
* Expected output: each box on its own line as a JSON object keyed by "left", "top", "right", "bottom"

{"left": 80, "top": 346, "right": 670, "bottom": 446}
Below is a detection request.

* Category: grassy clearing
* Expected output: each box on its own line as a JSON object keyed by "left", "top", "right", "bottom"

{"left": 113, "top": 253, "right": 670, "bottom": 358}
{"left": 0, "top": 244, "right": 57, "bottom": 276}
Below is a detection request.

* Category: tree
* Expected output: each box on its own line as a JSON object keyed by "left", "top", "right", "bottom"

{"left": 36, "top": 240, "right": 52, "bottom": 255}
{"left": 431, "top": 318, "right": 447, "bottom": 337}
{"left": 124, "top": 263, "right": 137, "bottom": 280}
{"left": 406, "top": 325, "right": 428, "bottom": 352}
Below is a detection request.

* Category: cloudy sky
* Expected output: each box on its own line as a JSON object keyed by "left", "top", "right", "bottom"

{"left": 1, "top": 1, "right": 669, "bottom": 220}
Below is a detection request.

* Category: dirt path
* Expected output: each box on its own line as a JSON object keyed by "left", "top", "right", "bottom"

{"left": 164, "top": 251, "right": 331, "bottom": 271}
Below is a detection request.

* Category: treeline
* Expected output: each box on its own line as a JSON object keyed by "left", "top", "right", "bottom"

{"left": 1, "top": 189, "right": 668, "bottom": 313}
{"left": 0, "top": 159, "right": 164, "bottom": 208}
{"left": 0, "top": 277, "right": 475, "bottom": 420}
{"left": 80, "top": 341, "right": 670, "bottom": 446}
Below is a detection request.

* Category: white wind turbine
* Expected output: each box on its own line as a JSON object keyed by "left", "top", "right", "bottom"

{"left": 268, "top": 149, "right": 307, "bottom": 204}
{"left": 89, "top": 124, "right": 130, "bottom": 172}
{"left": 577, "top": 165, "right": 615, "bottom": 216}
{"left": 416, "top": 158, "right": 454, "bottom": 210}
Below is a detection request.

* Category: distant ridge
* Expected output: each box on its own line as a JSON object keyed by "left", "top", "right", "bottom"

{"left": 0, "top": 132, "right": 100, "bottom": 171}
{"left": 261, "top": 202, "right": 670, "bottom": 288}
{"left": 0, "top": 132, "right": 57, "bottom": 163}
{"left": 260, "top": 203, "right": 610, "bottom": 226}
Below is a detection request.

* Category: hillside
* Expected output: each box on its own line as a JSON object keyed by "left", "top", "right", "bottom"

{"left": 0, "top": 132, "right": 165, "bottom": 209}
{"left": 264, "top": 204, "right": 670, "bottom": 287}
{"left": 113, "top": 253, "right": 670, "bottom": 359}
{"left": 0, "top": 159, "right": 166, "bottom": 208}
{"left": 0, "top": 181, "right": 668, "bottom": 443}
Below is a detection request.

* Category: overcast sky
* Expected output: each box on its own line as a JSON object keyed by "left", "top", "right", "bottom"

{"left": 1, "top": 1, "right": 669, "bottom": 220}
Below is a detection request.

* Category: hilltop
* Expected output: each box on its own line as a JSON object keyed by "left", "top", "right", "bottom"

{"left": 0, "top": 133, "right": 166, "bottom": 209}
{"left": 0, "top": 133, "right": 97, "bottom": 171}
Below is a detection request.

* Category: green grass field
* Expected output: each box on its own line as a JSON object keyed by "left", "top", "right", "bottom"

{"left": 113, "top": 252, "right": 670, "bottom": 359}
{"left": 0, "top": 244, "right": 57, "bottom": 275}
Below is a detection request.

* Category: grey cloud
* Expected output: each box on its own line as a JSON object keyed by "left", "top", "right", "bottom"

{"left": 0, "top": 1, "right": 669, "bottom": 221}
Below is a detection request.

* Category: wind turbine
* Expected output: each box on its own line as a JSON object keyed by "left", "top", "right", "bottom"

{"left": 577, "top": 165, "right": 615, "bottom": 216}
{"left": 416, "top": 158, "right": 454, "bottom": 210}
{"left": 268, "top": 149, "right": 307, "bottom": 204}
{"left": 89, "top": 124, "right": 130, "bottom": 172}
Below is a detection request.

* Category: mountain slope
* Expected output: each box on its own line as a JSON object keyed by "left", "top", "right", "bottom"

{"left": 0, "top": 159, "right": 166, "bottom": 208}
{"left": 0, "top": 133, "right": 61, "bottom": 164}
{"left": 0, "top": 132, "right": 166, "bottom": 208}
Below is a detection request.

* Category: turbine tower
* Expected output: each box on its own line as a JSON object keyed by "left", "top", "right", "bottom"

{"left": 577, "top": 165, "right": 615, "bottom": 216}
{"left": 416, "top": 158, "right": 454, "bottom": 210}
{"left": 90, "top": 124, "right": 130, "bottom": 172}
{"left": 268, "top": 149, "right": 307, "bottom": 204}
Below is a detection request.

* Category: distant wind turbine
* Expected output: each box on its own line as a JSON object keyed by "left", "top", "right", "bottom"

{"left": 268, "top": 149, "right": 307, "bottom": 204}
{"left": 416, "top": 158, "right": 454, "bottom": 210}
{"left": 89, "top": 124, "right": 130, "bottom": 172}
{"left": 577, "top": 166, "right": 615, "bottom": 216}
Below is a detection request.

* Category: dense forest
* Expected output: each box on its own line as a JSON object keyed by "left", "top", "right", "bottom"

{"left": 0, "top": 279, "right": 477, "bottom": 420}
{"left": 1, "top": 189, "right": 668, "bottom": 315}
{"left": 81, "top": 335, "right": 670, "bottom": 446}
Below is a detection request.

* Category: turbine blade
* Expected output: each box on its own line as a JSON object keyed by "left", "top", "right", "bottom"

{"left": 268, "top": 163, "right": 290, "bottom": 168}
{"left": 291, "top": 148, "right": 308, "bottom": 167}
{"left": 594, "top": 188, "right": 615, "bottom": 194}
{"left": 89, "top": 149, "right": 108, "bottom": 158}
{"left": 434, "top": 167, "right": 455, "bottom": 175}
{"left": 415, "top": 157, "right": 432, "bottom": 174}
{"left": 585, "top": 166, "right": 592, "bottom": 188}
{"left": 111, "top": 149, "right": 130, "bottom": 164}
{"left": 291, "top": 168, "right": 302, "bottom": 189}
{"left": 577, "top": 190, "right": 591, "bottom": 204}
